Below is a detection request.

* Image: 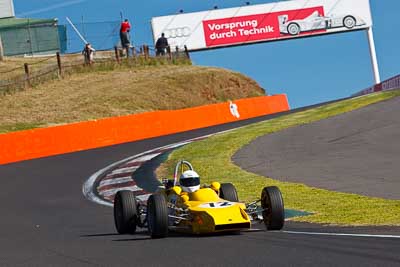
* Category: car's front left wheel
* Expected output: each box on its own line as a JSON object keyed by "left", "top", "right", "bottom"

{"left": 147, "top": 194, "right": 169, "bottom": 238}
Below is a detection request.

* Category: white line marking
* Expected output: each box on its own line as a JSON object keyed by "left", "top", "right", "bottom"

{"left": 100, "top": 185, "right": 143, "bottom": 197}
{"left": 99, "top": 177, "right": 133, "bottom": 187}
{"left": 282, "top": 230, "right": 400, "bottom": 239}
{"left": 110, "top": 166, "right": 139, "bottom": 175}
{"left": 162, "top": 141, "right": 192, "bottom": 149}
{"left": 133, "top": 153, "right": 161, "bottom": 162}
{"left": 83, "top": 163, "right": 122, "bottom": 207}
{"left": 103, "top": 174, "right": 132, "bottom": 181}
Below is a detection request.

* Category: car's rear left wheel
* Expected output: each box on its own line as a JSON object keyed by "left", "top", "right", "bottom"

{"left": 114, "top": 190, "right": 138, "bottom": 234}
{"left": 261, "top": 186, "right": 284, "bottom": 230}
{"left": 220, "top": 183, "right": 239, "bottom": 202}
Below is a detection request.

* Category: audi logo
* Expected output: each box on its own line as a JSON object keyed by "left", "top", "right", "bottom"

{"left": 163, "top": 27, "right": 191, "bottom": 38}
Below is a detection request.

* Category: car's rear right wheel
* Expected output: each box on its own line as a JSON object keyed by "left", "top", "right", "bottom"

{"left": 147, "top": 194, "right": 169, "bottom": 238}
{"left": 261, "top": 186, "right": 284, "bottom": 230}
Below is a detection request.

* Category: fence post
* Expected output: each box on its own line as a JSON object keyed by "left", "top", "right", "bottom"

{"left": 132, "top": 46, "right": 136, "bottom": 58}
{"left": 166, "top": 46, "right": 172, "bottom": 61}
{"left": 0, "top": 35, "right": 4, "bottom": 61}
{"left": 24, "top": 63, "right": 31, "bottom": 88}
{"left": 131, "top": 46, "right": 137, "bottom": 65}
{"left": 56, "top": 52, "right": 62, "bottom": 77}
{"left": 143, "top": 45, "right": 149, "bottom": 59}
{"left": 184, "top": 45, "right": 190, "bottom": 60}
{"left": 114, "top": 46, "right": 120, "bottom": 63}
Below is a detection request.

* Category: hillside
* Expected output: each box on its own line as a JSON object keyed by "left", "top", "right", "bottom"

{"left": 0, "top": 64, "right": 265, "bottom": 133}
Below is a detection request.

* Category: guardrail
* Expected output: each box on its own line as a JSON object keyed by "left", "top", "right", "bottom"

{"left": 0, "top": 95, "right": 289, "bottom": 165}
{"left": 352, "top": 74, "right": 400, "bottom": 97}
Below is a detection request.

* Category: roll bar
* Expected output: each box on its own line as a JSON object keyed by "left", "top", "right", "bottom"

{"left": 173, "top": 160, "right": 194, "bottom": 186}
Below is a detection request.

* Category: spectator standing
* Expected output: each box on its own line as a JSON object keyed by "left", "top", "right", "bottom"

{"left": 82, "top": 43, "right": 95, "bottom": 65}
{"left": 155, "top": 33, "right": 169, "bottom": 56}
{"left": 120, "top": 19, "right": 131, "bottom": 57}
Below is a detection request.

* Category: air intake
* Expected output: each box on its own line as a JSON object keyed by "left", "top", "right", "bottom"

{"left": 215, "top": 222, "right": 251, "bottom": 231}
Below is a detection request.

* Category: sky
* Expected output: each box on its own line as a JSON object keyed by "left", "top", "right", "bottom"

{"left": 12, "top": 0, "right": 400, "bottom": 108}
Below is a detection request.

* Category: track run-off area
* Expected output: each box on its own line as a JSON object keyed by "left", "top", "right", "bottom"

{"left": 1, "top": 95, "right": 400, "bottom": 266}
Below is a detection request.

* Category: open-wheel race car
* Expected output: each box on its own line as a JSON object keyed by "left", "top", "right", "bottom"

{"left": 113, "top": 160, "right": 285, "bottom": 238}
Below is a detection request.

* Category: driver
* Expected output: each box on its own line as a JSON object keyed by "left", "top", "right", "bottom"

{"left": 180, "top": 170, "right": 201, "bottom": 193}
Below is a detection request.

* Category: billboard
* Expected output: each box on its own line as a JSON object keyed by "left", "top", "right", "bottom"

{"left": 151, "top": 0, "right": 372, "bottom": 51}
{"left": 0, "top": 0, "right": 15, "bottom": 18}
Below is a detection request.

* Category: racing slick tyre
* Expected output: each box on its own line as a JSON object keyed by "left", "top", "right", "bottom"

{"left": 220, "top": 183, "right": 239, "bottom": 202}
{"left": 114, "top": 190, "right": 138, "bottom": 234}
{"left": 287, "top": 23, "right": 300, "bottom": 35}
{"left": 147, "top": 194, "right": 169, "bottom": 238}
{"left": 261, "top": 186, "right": 284, "bottom": 230}
{"left": 343, "top": 16, "right": 356, "bottom": 29}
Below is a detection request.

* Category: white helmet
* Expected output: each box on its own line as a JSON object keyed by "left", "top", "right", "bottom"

{"left": 180, "top": 170, "right": 200, "bottom": 193}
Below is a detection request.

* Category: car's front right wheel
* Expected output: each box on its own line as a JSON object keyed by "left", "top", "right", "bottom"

{"left": 261, "top": 186, "right": 285, "bottom": 230}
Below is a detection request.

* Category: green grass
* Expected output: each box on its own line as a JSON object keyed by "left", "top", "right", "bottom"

{"left": 67, "top": 56, "right": 191, "bottom": 74}
{"left": 157, "top": 90, "right": 400, "bottom": 226}
{"left": 0, "top": 122, "right": 44, "bottom": 133}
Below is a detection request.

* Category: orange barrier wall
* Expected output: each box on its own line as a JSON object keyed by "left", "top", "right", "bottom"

{"left": 0, "top": 95, "right": 289, "bottom": 165}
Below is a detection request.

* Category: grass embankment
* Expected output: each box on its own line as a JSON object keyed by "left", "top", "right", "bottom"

{"left": 0, "top": 64, "right": 264, "bottom": 133}
{"left": 157, "top": 90, "right": 400, "bottom": 226}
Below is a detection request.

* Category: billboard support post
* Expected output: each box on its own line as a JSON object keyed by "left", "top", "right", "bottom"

{"left": 366, "top": 27, "right": 381, "bottom": 84}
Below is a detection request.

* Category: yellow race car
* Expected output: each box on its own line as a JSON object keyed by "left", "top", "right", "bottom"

{"left": 114, "top": 160, "right": 284, "bottom": 238}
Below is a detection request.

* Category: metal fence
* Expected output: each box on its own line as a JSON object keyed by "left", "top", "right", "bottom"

{"left": 64, "top": 20, "right": 121, "bottom": 53}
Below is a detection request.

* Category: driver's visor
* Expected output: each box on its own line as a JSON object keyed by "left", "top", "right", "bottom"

{"left": 180, "top": 177, "right": 200, "bottom": 187}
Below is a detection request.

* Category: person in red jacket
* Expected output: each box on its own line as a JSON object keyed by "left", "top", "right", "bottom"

{"left": 120, "top": 19, "right": 131, "bottom": 56}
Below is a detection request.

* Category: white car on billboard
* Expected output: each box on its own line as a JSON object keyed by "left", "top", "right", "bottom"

{"left": 279, "top": 11, "right": 366, "bottom": 36}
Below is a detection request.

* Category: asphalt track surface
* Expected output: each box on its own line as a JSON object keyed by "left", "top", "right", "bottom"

{"left": 1, "top": 103, "right": 400, "bottom": 266}
{"left": 234, "top": 95, "right": 400, "bottom": 200}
